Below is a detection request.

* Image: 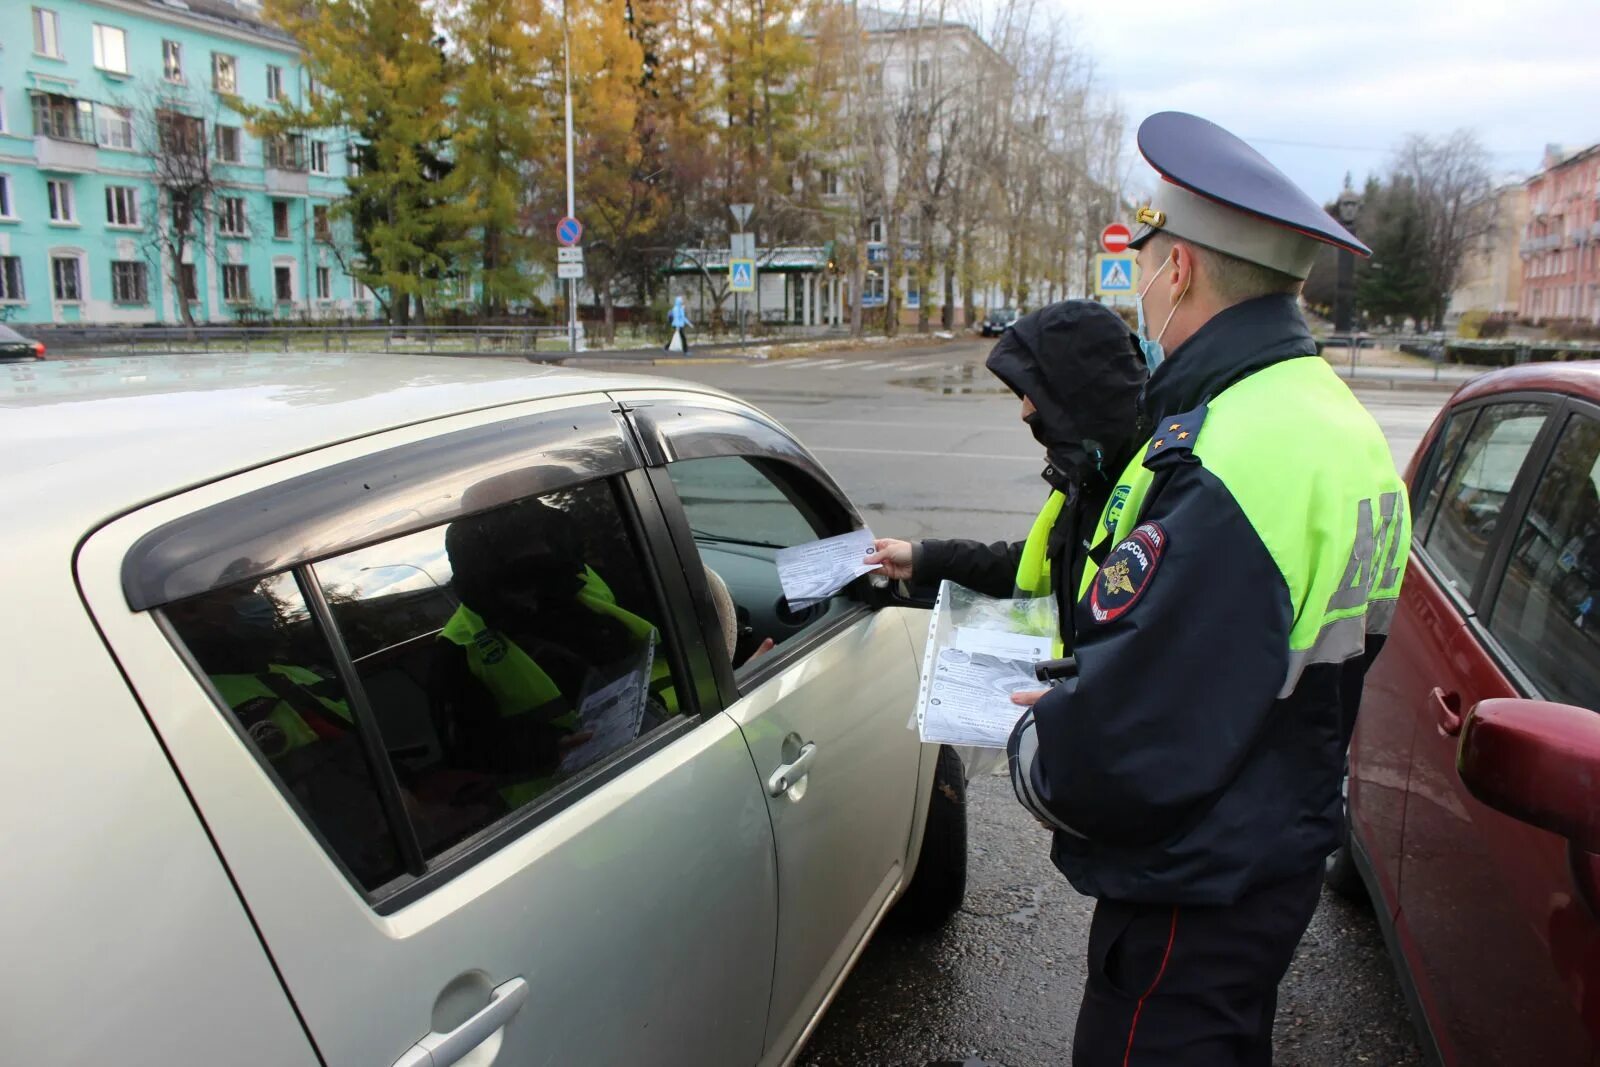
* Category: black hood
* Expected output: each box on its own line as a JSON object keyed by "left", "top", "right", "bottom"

{"left": 985, "top": 300, "right": 1147, "bottom": 494}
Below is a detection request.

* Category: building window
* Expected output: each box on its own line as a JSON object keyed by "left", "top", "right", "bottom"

{"left": 47, "top": 179, "right": 75, "bottom": 223}
{"left": 266, "top": 65, "right": 284, "bottom": 101}
{"left": 347, "top": 143, "right": 364, "bottom": 177}
{"left": 179, "top": 262, "right": 198, "bottom": 302}
{"left": 212, "top": 53, "right": 238, "bottom": 94}
{"left": 51, "top": 256, "right": 81, "bottom": 301}
{"left": 310, "top": 140, "right": 329, "bottom": 174}
{"left": 215, "top": 124, "right": 241, "bottom": 163}
{"left": 157, "top": 110, "right": 204, "bottom": 155}
{"left": 272, "top": 199, "right": 291, "bottom": 239}
{"left": 915, "top": 58, "right": 932, "bottom": 88}
{"left": 313, "top": 204, "right": 330, "bottom": 240}
{"left": 97, "top": 105, "right": 134, "bottom": 150}
{"left": 0, "top": 175, "right": 12, "bottom": 218}
{"left": 865, "top": 64, "right": 883, "bottom": 91}
{"left": 33, "top": 8, "right": 62, "bottom": 58}
{"left": 111, "top": 260, "right": 148, "bottom": 303}
{"left": 0, "top": 257, "right": 24, "bottom": 301}
{"left": 316, "top": 265, "right": 331, "bottom": 300}
{"left": 92, "top": 24, "right": 129, "bottom": 74}
{"left": 307, "top": 77, "right": 324, "bottom": 103}
{"left": 163, "top": 39, "right": 184, "bottom": 82}
{"left": 222, "top": 263, "right": 249, "bottom": 302}
{"left": 219, "top": 197, "right": 247, "bottom": 236}
{"left": 32, "top": 92, "right": 95, "bottom": 143}
{"left": 868, "top": 217, "right": 885, "bottom": 243}
{"left": 105, "top": 185, "right": 140, "bottom": 228}
{"left": 274, "top": 264, "right": 293, "bottom": 301}
{"left": 265, "top": 133, "right": 306, "bottom": 171}
{"left": 821, "top": 170, "right": 841, "bottom": 196}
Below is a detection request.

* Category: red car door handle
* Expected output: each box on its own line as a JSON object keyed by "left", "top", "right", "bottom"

{"left": 1431, "top": 687, "right": 1463, "bottom": 737}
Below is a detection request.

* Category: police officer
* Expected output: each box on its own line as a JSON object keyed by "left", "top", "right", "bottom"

{"left": 1007, "top": 112, "right": 1411, "bottom": 1066}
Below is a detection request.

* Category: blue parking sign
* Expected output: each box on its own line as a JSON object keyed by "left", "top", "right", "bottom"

{"left": 1095, "top": 253, "right": 1137, "bottom": 295}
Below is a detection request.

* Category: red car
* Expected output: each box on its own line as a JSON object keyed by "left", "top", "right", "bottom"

{"left": 1333, "top": 362, "right": 1600, "bottom": 1065}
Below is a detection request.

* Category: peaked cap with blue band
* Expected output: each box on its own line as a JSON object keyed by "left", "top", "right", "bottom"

{"left": 1128, "top": 112, "right": 1371, "bottom": 280}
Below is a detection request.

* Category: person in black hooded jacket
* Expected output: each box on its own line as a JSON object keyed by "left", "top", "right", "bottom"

{"left": 866, "top": 299, "right": 1147, "bottom": 651}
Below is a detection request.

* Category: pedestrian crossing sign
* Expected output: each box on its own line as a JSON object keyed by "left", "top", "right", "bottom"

{"left": 730, "top": 259, "right": 756, "bottom": 293}
{"left": 1095, "top": 253, "right": 1137, "bottom": 296}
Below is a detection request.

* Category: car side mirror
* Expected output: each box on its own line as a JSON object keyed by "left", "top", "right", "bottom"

{"left": 1457, "top": 698, "right": 1600, "bottom": 852}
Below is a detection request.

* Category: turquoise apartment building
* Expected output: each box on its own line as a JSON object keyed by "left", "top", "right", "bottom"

{"left": 0, "top": 0, "right": 368, "bottom": 324}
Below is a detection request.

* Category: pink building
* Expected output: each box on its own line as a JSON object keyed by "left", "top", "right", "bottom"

{"left": 1521, "top": 143, "right": 1600, "bottom": 324}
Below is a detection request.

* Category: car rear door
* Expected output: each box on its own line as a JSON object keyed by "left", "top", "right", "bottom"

{"left": 1390, "top": 394, "right": 1600, "bottom": 1064}
{"left": 617, "top": 390, "right": 931, "bottom": 1062}
{"left": 78, "top": 396, "right": 778, "bottom": 1067}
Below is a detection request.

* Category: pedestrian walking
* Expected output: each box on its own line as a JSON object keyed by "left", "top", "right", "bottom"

{"left": 666, "top": 296, "right": 692, "bottom": 353}
{"left": 1001, "top": 112, "right": 1412, "bottom": 1066}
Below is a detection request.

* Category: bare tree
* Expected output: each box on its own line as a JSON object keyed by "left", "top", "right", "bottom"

{"left": 1391, "top": 130, "right": 1496, "bottom": 329}
{"left": 127, "top": 82, "right": 229, "bottom": 328}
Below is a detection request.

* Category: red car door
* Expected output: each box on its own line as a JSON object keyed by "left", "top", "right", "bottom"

{"left": 1394, "top": 397, "right": 1600, "bottom": 1064}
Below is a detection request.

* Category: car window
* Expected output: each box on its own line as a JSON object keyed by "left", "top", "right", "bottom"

{"left": 664, "top": 455, "right": 853, "bottom": 675}
{"left": 313, "top": 480, "right": 684, "bottom": 862}
{"left": 1488, "top": 412, "right": 1600, "bottom": 709}
{"left": 1423, "top": 402, "right": 1547, "bottom": 601}
{"left": 165, "top": 477, "right": 689, "bottom": 893}
{"left": 1412, "top": 408, "right": 1477, "bottom": 538}
{"left": 165, "top": 571, "right": 407, "bottom": 891}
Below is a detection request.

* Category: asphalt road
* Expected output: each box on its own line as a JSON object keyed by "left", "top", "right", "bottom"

{"left": 581, "top": 337, "right": 1444, "bottom": 1066}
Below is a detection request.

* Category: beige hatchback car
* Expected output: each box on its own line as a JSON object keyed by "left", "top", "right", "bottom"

{"left": 3, "top": 354, "right": 966, "bottom": 1067}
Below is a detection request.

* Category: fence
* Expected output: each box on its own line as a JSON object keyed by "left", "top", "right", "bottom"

{"left": 33, "top": 324, "right": 576, "bottom": 359}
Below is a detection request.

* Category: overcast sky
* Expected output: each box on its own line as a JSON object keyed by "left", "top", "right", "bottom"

{"left": 1058, "top": 0, "right": 1600, "bottom": 204}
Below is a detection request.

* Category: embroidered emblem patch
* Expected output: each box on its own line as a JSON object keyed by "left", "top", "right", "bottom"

{"left": 1088, "top": 521, "right": 1167, "bottom": 624}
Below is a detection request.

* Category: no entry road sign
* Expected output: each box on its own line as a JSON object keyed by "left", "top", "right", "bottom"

{"left": 1101, "top": 223, "right": 1132, "bottom": 254}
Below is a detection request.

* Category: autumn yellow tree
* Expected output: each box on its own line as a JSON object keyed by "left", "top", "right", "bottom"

{"left": 447, "top": 0, "right": 547, "bottom": 314}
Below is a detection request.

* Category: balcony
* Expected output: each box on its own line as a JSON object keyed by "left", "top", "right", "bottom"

{"left": 265, "top": 167, "right": 309, "bottom": 196}
{"left": 34, "top": 134, "right": 98, "bottom": 173}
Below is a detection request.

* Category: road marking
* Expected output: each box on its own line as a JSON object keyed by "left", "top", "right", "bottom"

{"left": 811, "top": 445, "right": 1035, "bottom": 461}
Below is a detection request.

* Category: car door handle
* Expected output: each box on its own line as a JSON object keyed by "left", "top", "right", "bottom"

{"left": 392, "top": 977, "right": 529, "bottom": 1067}
{"left": 768, "top": 742, "right": 818, "bottom": 797}
{"left": 1431, "top": 686, "right": 1463, "bottom": 737}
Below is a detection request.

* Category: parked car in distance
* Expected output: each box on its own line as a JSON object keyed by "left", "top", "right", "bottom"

{"left": 1334, "top": 361, "right": 1600, "bottom": 1066}
{"left": 3, "top": 354, "right": 964, "bottom": 1067}
{"left": 0, "top": 323, "right": 44, "bottom": 361}
{"left": 980, "top": 307, "right": 1020, "bottom": 337}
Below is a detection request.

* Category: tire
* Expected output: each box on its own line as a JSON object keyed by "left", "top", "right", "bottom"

{"left": 1326, "top": 768, "right": 1369, "bottom": 904}
{"left": 894, "top": 745, "right": 968, "bottom": 932}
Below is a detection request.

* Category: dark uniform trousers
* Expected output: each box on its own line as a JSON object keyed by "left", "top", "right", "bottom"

{"left": 1072, "top": 865, "right": 1324, "bottom": 1067}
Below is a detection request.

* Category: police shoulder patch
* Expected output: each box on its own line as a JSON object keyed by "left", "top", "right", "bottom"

{"left": 1088, "top": 521, "right": 1167, "bottom": 624}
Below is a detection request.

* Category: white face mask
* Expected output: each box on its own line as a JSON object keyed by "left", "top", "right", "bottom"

{"left": 1135, "top": 251, "right": 1190, "bottom": 372}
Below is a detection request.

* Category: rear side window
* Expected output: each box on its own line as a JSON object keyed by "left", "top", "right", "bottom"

{"left": 166, "top": 572, "right": 406, "bottom": 890}
{"left": 1423, "top": 402, "right": 1547, "bottom": 601}
{"left": 1488, "top": 412, "right": 1600, "bottom": 708}
{"left": 163, "top": 477, "right": 689, "bottom": 895}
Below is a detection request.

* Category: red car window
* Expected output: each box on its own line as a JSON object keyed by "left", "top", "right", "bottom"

{"left": 1487, "top": 411, "right": 1600, "bottom": 709}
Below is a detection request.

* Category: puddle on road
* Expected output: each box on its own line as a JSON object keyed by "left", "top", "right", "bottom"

{"left": 890, "top": 363, "right": 1010, "bottom": 396}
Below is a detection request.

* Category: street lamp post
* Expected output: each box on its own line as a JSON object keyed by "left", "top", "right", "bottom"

{"left": 562, "top": 0, "right": 578, "bottom": 353}
{"left": 1334, "top": 186, "right": 1361, "bottom": 335}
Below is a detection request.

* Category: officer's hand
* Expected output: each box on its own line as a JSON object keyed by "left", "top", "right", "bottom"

{"left": 745, "top": 637, "right": 777, "bottom": 665}
{"left": 1011, "top": 689, "right": 1048, "bottom": 707}
{"left": 865, "top": 538, "right": 915, "bottom": 581}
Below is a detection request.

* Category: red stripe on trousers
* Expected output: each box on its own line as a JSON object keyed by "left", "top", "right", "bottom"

{"left": 1122, "top": 906, "right": 1179, "bottom": 1067}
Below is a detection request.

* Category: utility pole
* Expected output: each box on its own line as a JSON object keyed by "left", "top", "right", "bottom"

{"left": 563, "top": 0, "right": 579, "bottom": 352}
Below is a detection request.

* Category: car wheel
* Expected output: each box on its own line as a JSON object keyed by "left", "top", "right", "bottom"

{"left": 1326, "top": 767, "right": 1368, "bottom": 903}
{"left": 894, "top": 745, "right": 968, "bottom": 932}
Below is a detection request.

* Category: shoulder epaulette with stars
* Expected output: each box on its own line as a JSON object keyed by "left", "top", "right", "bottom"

{"left": 1143, "top": 403, "right": 1208, "bottom": 468}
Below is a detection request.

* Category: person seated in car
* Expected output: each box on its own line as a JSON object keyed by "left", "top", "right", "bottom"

{"left": 432, "top": 499, "right": 672, "bottom": 808}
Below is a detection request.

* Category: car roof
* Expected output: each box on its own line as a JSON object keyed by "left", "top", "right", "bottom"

{"left": 1, "top": 353, "right": 719, "bottom": 548}
{"left": 0, "top": 324, "right": 25, "bottom": 341}
{"left": 1451, "top": 360, "right": 1600, "bottom": 405}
